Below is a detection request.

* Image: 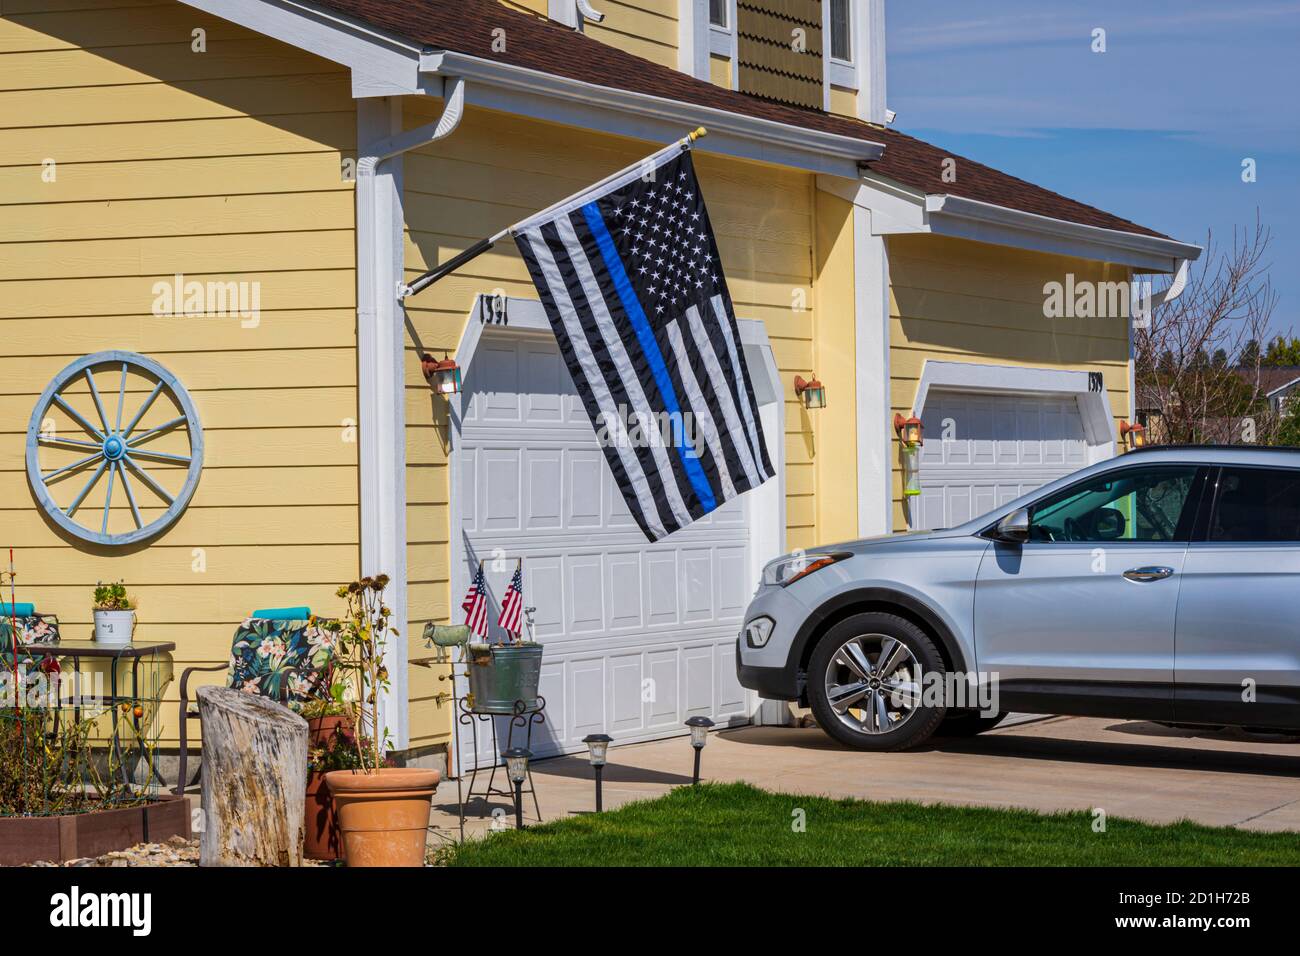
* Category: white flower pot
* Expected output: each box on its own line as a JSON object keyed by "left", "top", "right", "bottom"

{"left": 93, "top": 609, "right": 135, "bottom": 645}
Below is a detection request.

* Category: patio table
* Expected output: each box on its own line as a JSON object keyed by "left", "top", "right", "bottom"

{"left": 22, "top": 639, "right": 176, "bottom": 789}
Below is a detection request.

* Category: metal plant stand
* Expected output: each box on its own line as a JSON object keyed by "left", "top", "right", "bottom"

{"left": 415, "top": 597, "right": 546, "bottom": 842}
{"left": 457, "top": 693, "right": 546, "bottom": 824}
{"left": 410, "top": 644, "right": 547, "bottom": 843}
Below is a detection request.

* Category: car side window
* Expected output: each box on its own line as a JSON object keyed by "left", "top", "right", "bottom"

{"left": 1027, "top": 466, "right": 1199, "bottom": 543}
{"left": 1209, "top": 467, "right": 1300, "bottom": 542}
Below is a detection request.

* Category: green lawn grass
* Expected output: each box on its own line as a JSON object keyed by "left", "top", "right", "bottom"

{"left": 441, "top": 782, "right": 1300, "bottom": 867}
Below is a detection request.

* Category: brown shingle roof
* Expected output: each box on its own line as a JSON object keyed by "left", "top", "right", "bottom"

{"left": 1244, "top": 366, "right": 1300, "bottom": 396}
{"left": 314, "top": 0, "right": 1168, "bottom": 239}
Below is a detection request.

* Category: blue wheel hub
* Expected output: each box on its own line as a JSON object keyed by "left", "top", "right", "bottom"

{"left": 102, "top": 434, "right": 127, "bottom": 461}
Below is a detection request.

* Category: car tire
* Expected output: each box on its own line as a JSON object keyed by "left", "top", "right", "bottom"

{"left": 936, "top": 710, "right": 1008, "bottom": 737}
{"left": 807, "top": 612, "right": 947, "bottom": 752}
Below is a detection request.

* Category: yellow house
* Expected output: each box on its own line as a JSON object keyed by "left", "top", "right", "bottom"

{"left": 1, "top": 0, "right": 1200, "bottom": 778}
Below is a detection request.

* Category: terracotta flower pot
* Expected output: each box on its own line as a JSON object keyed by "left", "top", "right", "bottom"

{"left": 324, "top": 767, "right": 440, "bottom": 867}
{"left": 304, "top": 715, "right": 351, "bottom": 861}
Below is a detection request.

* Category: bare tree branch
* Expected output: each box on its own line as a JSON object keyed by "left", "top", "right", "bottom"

{"left": 1135, "top": 213, "right": 1282, "bottom": 445}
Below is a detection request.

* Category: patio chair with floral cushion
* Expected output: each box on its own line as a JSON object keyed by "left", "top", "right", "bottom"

{"left": 0, "top": 606, "right": 60, "bottom": 666}
{"left": 174, "top": 610, "right": 338, "bottom": 794}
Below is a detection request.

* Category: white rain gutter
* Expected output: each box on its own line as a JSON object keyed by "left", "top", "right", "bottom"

{"left": 356, "top": 76, "right": 465, "bottom": 752}
{"left": 924, "top": 194, "right": 1202, "bottom": 274}
{"left": 419, "top": 50, "right": 884, "bottom": 178}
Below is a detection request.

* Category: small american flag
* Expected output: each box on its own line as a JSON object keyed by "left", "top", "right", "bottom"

{"left": 461, "top": 565, "right": 488, "bottom": 638}
{"left": 498, "top": 566, "right": 524, "bottom": 637}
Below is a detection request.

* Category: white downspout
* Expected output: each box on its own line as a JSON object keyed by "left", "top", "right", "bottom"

{"left": 356, "top": 77, "right": 465, "bottom": 754}
{"left": 1128, "top": 256, "right": 1189, "bottom": 423}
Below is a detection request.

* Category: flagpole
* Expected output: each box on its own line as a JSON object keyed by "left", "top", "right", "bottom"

{"left": 398, "top": 127, "right": 707, "bottom": 301}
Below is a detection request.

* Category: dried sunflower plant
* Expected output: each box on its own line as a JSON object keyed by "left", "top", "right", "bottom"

{"left": 322, "top": 575, "right": 394, "bottom": 772}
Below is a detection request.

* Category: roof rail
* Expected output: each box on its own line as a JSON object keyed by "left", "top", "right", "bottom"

{"left": 1124, "top": 444, "right": 1300, "bottom": 454}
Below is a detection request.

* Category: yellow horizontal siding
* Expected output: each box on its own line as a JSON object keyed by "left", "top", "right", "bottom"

{"left": 1, "top": 0, "right": 360, "bottom": 745}
{"left": 0, "top": 113, "right": 355, "bottom": 166}
{"left": 582, "top": 0, "right": 678, "bottom": 70}
{"left": 0, "top": 311, "right": 357, "bottom": 356}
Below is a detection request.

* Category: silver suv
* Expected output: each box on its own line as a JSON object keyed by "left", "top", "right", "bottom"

{"left": 737, "top": 446, "right": 1300, "bottom": 751}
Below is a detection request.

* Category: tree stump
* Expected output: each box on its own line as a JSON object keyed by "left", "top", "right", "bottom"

{"left": 197, "top": 686, "right": 308, "bottom": 867}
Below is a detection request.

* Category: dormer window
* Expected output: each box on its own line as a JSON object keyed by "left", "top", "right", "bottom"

{"left": 709, "top": 0, "right": 728, "bottom": 28}
{"left": 829, "top": 0, "right": 851, "bottom": 62}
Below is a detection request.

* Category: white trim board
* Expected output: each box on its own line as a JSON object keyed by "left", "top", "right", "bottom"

{"left": 925, "top": 195, "right": 1201, "bottom": 274}
{"left": 911, "top": 360, "right": 1118, "bottom": 466}
{"left": 176, "top": 0, "right": 435, "bottom": 96}
{"left": 678, "top": 0, "right": 711, "bottom": 80}
{"left": 421, "top": 51, "right": 881, "bottom": 178}
{"left": 817, "top": 176, "right": 1201, "bottom": 273}
{"left": 357, "top": 98, "right": 410, "bottom": 750}
{"left": 1265, "top": 375, "right": 1300, "bottom": 399}
{"left": 854, "top": 206, "right": 891, "bottom": 538}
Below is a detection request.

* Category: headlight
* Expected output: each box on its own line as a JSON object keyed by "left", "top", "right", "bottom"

{"left": 745, "top": 616, "right": 775, "bottom": 648}
{"left": 761, "top": 551, "right": 851, "bottom": 587}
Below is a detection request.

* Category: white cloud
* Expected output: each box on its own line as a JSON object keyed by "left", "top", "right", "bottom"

{"left": 892, "top": 2, "right": 1300, "bottom": 55}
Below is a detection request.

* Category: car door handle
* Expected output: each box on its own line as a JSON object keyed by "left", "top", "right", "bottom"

{"left": 1123, "top": 566, "right": 1175, "bottom": 582}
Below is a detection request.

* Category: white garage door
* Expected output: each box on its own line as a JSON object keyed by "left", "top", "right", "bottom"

{"left": 454, "top": 331, "right": 755, "bottom": 767}
{"left": 916, "top": 390, "right": 1089, "bottom": 531}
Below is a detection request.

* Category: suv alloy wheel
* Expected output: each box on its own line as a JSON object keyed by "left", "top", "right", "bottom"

{"left": 807, "top": 612, "right": 948, "bottom": 751}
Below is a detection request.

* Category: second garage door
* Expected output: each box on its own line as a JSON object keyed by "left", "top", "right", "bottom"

{"left": 915, "top": 389, "right": 1090, "bottom": 531}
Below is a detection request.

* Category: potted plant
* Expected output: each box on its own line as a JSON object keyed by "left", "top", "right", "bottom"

{"left": 322, "top": 575, "right": 439, "bottom": 867}
{"left": 91, "top": 581, "right": 135, "bottom": 646}
{"left": 301, "top": 687, "right": 354, "bottom": 862}
{"left": 465, "top": 617, "right": 543, "bottom": 716}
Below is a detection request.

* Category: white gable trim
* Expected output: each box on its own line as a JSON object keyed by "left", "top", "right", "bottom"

{"left": 817, "top": 175, "right": 1201, "bottom": 272}
{"left": 420, "top": 50, "right": 882, "bottom": 177}
{"left": 1266, "top": 375, "right": 1300, "bottom": 399}
{"left": 176, "top": 0, "right": 437, "bottom": 96}
{"left": 925, "top": 194, "right": 1201, "bottom": 273}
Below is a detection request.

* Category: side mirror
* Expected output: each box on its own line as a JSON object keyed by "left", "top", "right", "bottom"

{"left": 993, "top": 507, "right": 1031, "bottom": 544}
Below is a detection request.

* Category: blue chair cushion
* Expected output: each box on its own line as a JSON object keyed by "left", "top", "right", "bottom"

{"left": 227, "top": 618, "right": 335, "bottom": 713}
{"left": 0, "top": 603, "right": 35, "bottom": 617}
{"left": 250, "top": 606, "right": 311, "bottom": 621}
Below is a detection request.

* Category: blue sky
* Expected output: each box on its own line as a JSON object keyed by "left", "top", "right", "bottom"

{"left": 886, "top": 1, "right": 1300, "bottom": 337}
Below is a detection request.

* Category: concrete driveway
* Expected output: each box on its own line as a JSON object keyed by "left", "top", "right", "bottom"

{"left": 428, "top": 715, "right": 1300, "bottom": 842}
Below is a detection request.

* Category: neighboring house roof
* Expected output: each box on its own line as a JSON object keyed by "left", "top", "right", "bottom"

{"left": 1135, "top": 382, "right": 1162, "bottom": 413}
{"left": 1254, "top": 367, "right": 1300, "bottom": 398}
{"left": 312, "top": 0, "right": 1169, "bottom": 239}
{"left": 1138, "top": 367, "right": 1300, "bottom": 413}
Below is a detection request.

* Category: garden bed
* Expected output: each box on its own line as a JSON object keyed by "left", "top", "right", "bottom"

{"left": 0, "top": 795, "right": 190, "bottom": 866}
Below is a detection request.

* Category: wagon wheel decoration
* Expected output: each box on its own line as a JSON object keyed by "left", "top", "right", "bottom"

{"left": 26, "top": 351, "right": 204, "bottom": 547}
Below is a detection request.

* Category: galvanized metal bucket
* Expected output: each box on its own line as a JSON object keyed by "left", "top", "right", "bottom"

{"left": 467, "top": 644, "right": 543, "bottom": 715}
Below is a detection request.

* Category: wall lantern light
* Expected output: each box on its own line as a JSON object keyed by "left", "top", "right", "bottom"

{"left": 893, "top": 413, "right": 924, "bottom": 447}
{"left": 421, "top": 353, "right": 462, "bottom": 395}
{"left": 1119, "top": 420, "right": 1146, "bottom": 452}
{"left": 684, "top": 715, "right": 714, "bottom": 784}
{"left": 502, "top": 746, "right": 532, "bottom": 828}
{"left": 894, "top": 413, "right": 924, "bottom": 498}
{"left": 794, "top": 375, "right": 827, "bottom": 410}
{"left": 582, "top": 733, "right": 613, "bottom": 812}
